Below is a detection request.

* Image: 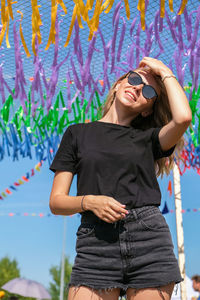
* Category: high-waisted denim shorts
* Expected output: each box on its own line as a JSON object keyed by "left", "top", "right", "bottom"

{"left": 68, "top": 205, "right": 183, "bottom": 297}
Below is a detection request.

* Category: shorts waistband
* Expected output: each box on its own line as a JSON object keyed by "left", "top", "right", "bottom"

{"left": 81, "top": 205, "right": 160, "bottom": 224}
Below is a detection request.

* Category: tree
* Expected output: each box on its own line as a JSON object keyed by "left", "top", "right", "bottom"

{"left": 0, "top": 256, "right": 20, "bottom": 288}
{"left": 49, "top": 257, "right": 72, "bottom": 300}
{"left": 0, "top": 256, "right": 35, "bottom": 300}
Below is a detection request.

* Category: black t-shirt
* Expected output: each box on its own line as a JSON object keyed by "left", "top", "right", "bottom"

{"left": 50, "top": 121, "right": 175, "bottom": 209}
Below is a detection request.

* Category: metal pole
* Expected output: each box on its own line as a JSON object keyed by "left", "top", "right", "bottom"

{"left": 172, "top": 163, "right": 187, "bottom": 300}
{"left": 59, "top": 216, "right": 67, "bottom": 300}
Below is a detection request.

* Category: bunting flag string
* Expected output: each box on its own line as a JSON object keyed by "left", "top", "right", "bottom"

{"left": 0, "top": 206, "right": 200, "bottom": 217}
{"left": 0, "top": 158, "right": 46, "bottom": 200}
{"left": 161, "top": 201, "right": 200, "bottom": 215}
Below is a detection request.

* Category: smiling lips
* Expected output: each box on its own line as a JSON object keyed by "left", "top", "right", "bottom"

{"left": 125, "top": 90, "right": 136, "bottom": 101}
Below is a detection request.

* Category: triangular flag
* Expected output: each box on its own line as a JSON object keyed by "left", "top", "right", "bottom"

{"left": 10, "top": 185, "right": 17, "bottom": 191}
{"left": 167, "top": 180, "right": 172, "bottom": 196}
{"left": 22, "top": 176, "right": 29, "bottom": 182}
{"left": 162, "top": 201, "right": 169, "bottom": 214}
{"left": 18, "top": 179, "right": 24, "bottom": 185}
{"left": 5, "top": 189, "right": 12, "bottom": 195}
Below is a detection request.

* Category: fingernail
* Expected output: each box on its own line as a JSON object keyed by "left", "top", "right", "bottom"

{"left": 126, "top": 211, "right": 129, "bottom": 214}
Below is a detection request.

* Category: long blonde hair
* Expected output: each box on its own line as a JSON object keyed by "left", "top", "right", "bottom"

{"left": 97, "top": 67, "right": 185, "bottom": 178}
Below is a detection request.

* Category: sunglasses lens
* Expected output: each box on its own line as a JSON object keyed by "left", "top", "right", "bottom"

{"left": 143, "top": 85, "right": 157, "bottom": 99}
{"left": 128, "top": 73, "right": 142, "bottom": 85}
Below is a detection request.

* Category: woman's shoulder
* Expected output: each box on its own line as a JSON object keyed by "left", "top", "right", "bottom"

{"left": 67, "top": 121, "right": 97, "bottom": 133}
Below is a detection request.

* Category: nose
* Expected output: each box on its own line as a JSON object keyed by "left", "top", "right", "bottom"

{"left": 131, "top": 83, "right": 143, "bottom": 96}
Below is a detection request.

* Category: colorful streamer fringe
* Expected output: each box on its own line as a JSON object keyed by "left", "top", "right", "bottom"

{"left": 1, "top": 85, "right": 200, "bottom": 174}
{"left": 0, "top": 4, "right": 199, "bottom": 112}
{"left": 0, "top": 158, "right": 46, "bottom": 200}
{"left": 0, "top": 0, "right": 189, "bottom": 53}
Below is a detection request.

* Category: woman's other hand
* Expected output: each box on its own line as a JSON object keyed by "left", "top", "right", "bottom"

{"left": 84, "top": 195, "right": 129, "bottom": 223}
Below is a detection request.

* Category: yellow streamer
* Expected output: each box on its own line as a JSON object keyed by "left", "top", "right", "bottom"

{"left": 64, "top": 5, "right": 77, "bottom": 47}
{"left": 178, "top": 0, "right": 188, "bottom": 15}
{"left": 91, "top": 0, "right": 102, "bottom": 32}
{"left": 0, "top": 1, "right": 13, "bottom": 47}
{"left": 17, "top": 10, "right": 31, "bottom": 57}
{"left": 103, "top": 0, "right": 115, "bottom": 14}
{"left": 56, "top": 0, "right": 67, "bottom": 14}
{"left": 76, "top": 5, "right": 83, "bottom": 28}
{"left": 168, "top": 0, "right": 173, "bottom": 12}
{"left": 45, "top": 0, "right": 58, "bottom": 50}
{"left": 7, "top": 0, "right": 14, "bottom": 19}
{"left": 101, "top": 0, "right": 112, "bottom": 12}
{"left": 31, "top": 0, "right": 42, "bottom": 55}
{"left": 160, "top": 0, "right": 165, "bottom": 18}
{"left": 5, "top": 9, "right": 10, "bottom": 48}
{"left": 137, "top": 0, "right": 145, "bottom": 30}
{"left": 124, "top": 0, "right": 130, "bottom": 19}
{"left": 1, "top": 0, "right": 6, "bottom": 23}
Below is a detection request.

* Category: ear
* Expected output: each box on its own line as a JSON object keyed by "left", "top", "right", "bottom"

{"left": 115, "top": 82, "right": 121, "bottom": 91}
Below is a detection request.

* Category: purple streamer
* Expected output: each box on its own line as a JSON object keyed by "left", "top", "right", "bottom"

{"left": 176, "top": 15, "right": 184, "bottom": 51}
{"left": 128, "top": 43, "right": 135, "bottom": 69}
{"left": 154, "top": 10, "right": 164, "bottom": 56}
{"left": 13, "top": 22, "right": 27, "bottom": 113}
{"left": 183, "top": 7, "right": 192, "bottom": 41}
{"left": 144, "top": 22, "right": 153, "bottom": 56}
{"left": 112, "top": 1, "right": 121, "bottom": 26}
{"left": 71, "top": 58, "right": 82, "bottom": 91}
{"left": 136, "top": 23, "right": 141, "bottom": 67}
{"left": 0, "top": 66, "right": 5, "bottom": 103}
{"left": 117, "top": 17, "right": 126, "bottom": 62}
{"left": 189, "top": 5, "right": 200, "bottom": 51}
{"left": 82, "top": 35, "right": 97, "bottom": 86}
{"left": 165, "top": 12, "right": 178, "bottom": 44}
{"left": 159, "top": 16, "right": 163, "bottom": 32}
{"left": 110, "top": 9, "right": 120, "bottom": 73}
{"left": 189, "top": 51, "right": 194, "bottom": 78}
{"left": 66, "top": 71, "right": 71, "bottom": 112}
{"left": 194, "top": 39, "right": 200, "bottom": 91}
{"left": 130, "top": 17, "right": 137, "bottom": 37}
{"left": 174, "top": 49, "right": 184, "bottom": 86}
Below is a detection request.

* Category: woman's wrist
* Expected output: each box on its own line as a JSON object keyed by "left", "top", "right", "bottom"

{"left": 161, "top": 74, "right": 176, "bottom": 82}
{"left": 81, "top": 195, "right": 95, "bottom": 211}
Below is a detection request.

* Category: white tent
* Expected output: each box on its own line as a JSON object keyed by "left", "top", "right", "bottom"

{"left": 172, "top": 275, "right": 199, "bottom": 300}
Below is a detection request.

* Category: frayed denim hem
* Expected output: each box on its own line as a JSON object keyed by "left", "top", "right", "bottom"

{"left": 67, "top": 280, "right": 181, "bottom": 299}
{"left": 67, "top": 282, "right": 127, "bottom": 298}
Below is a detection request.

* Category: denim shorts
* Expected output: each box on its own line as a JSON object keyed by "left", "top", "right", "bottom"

{"left": 68, "top": 205, "right": 183, "bottom": 297}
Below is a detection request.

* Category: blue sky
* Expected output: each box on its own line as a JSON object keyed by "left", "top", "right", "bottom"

{"left": 0, "top": 155, "right": 200, "bottom": 290}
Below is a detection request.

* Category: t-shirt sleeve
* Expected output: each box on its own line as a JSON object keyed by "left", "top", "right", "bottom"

{"left": 151, "top": 127, "right": 176, "bottom": 160}
{"left": 49, "top": 126, "right": 77, "bottom": 174}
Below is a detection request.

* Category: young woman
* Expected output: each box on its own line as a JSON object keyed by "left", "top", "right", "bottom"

{"left": 49, "top": 57, "right": 192, "bottom": 300}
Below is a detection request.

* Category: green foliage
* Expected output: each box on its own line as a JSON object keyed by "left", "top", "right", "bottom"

{"left": 0, "top": 256, "right": 20, "bottom": 288}
{"left": 0, "top": 256, "right": 36, "bottom": 300}
{"left": 49, "top": 257, "right": 72, "bottom": 300}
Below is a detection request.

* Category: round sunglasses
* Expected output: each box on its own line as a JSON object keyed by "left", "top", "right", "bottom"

{"left": 127, "top": 71, "right": 158, "bottom": 100}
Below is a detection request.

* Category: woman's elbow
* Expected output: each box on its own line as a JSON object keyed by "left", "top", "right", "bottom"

{"left": 49, "top": 198, "right": 59, "bottom": 215}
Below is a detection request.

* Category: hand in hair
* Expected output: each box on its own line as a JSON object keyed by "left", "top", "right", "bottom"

{"left": 139, "top": 57, "right": 173, "bottom": 77}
